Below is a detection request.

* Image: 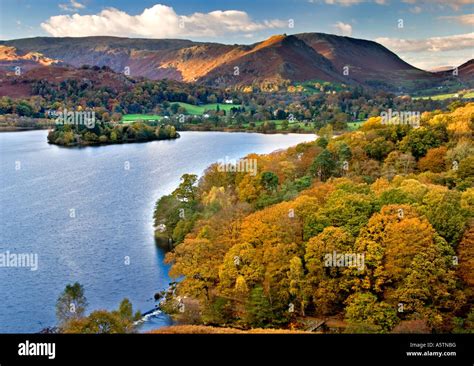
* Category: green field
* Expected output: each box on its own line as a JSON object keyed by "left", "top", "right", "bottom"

{"left": 122, "top": 114, "right": 163, "bottom": 123}
{"left": 413, "top": 91, "right": 474, "bottom": 101}
{"left": 241, "top": 120, "right": 315, "bottom": 132}
{"left": 173, "top": 102, "right": 239, "bottom": 115}
{"left": 122, "top": 103, "right": 239, "bottom": 123}
{"left": 347, "top": 121, "right": 364, "bottom": 131}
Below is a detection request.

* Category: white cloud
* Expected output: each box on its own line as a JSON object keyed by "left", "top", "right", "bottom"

{"left": 409, "top": 6, "right": 422, "bottom": 13}
{"left": 333, "top": 21, "right": 353, "bottom": 36}
{"left": 41, "top": 4, "right": 287, "bottom": 38}
{"left": 309, "top": 0, "right": 386, "bottom": 5}
{"left": 438, "top": 14, "right": 474, "bottom": 26}
{"left": 323, "top": 0, "right": 364, "bottom": 5}
{"left": 59, "top": 0, "right": 85, "bottom": 12}
{"left": 71, "top": 0, "right": 85, "bottom": 8}
{"left": 402, "top": 0, "right": 473, "bottom": 11}
{"left": 402, "top": 52, "right": 472, "bottom": 70}
{"left": 376, "top": 32, "right": 474, "bottom": 52}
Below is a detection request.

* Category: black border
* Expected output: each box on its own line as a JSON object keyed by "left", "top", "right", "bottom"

{"left": 0, "top": 333, "right": 472, "bottom": 365}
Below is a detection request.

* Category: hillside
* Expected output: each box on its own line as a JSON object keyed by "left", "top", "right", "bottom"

{"left": 0, "top": 64, "right": 134, "bottom": 98}
{"left": 0, "top": 45, "right": 61, "bottom": 71}
{"left": 195, "top": 34, "right": 344, "bottom": 88}
{"left": 434, "top": 59, "right": 474, "bottom": 82}
{"left": 153, "top": 103, "right": 474, "bottom": 333}
{"left": 0, "top": 33, "right": 463, "bottom": 91}
{"left": 294, "top": 33, "right": 437, "bottom": 88}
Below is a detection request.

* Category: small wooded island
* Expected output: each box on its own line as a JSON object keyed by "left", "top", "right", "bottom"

{"left": 47, "top": 122, "right": 179, "bottom": 146}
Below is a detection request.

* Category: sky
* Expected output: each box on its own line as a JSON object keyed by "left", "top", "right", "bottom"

{"left": 0, "top": 0, "right": 472, "bottom": 70}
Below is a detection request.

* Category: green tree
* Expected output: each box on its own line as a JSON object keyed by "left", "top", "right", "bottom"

{"left": 337, "top": 142, "right": 353, "bottom": 162}
{"left": 399, "top": 125, "right": 447, "bottom": 159}
{"left": 311, "top": 149, "right": 337, "bottom": 181}
{"left": 457, "top": 156, "right": 474, "bottom": 180}
{"left": 421, "top": 189, "right": 467, "bottom": 246}
{"left": 320, "top": 190, "right": 375, "bottom": 236}
{"left": 365, "top": 137, "right": 394, "bottom": 161}
{"left": 305, "top": 227, "right": 355, "bottom": 315}
{"left": 56, "top": 282, "right": 88, "bottom": 327}
{"left": 260, "top": 171, "right": 279, "bottom": 191}
{"left": 316, "top": 136, "right": 329, "bottom": 149}
{"left": 62, "top": 298, "right": 140, "bottom": 334}
{"left": 345, "top": 293, "right": 398, "bottom": 333}
{"left": 245, "top": 286, "right": 276, "bottom": 328}
{"left": 288, "top": 256, "right": 307, "bottom": 316}
{"left": 172, "top": 174, "right": 198, "bottom": 203}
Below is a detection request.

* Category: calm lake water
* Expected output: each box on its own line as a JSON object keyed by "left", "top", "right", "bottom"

{"left": 0, "top": 130, "right": 315, "bottom": 333}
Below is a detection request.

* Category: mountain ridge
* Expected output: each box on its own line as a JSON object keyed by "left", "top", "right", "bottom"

{"left": 0, "top": 33, "right": 472, "bottom": 91}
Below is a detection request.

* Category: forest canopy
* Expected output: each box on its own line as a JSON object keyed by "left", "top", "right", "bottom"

{"left": 154, "top": 103, "right": 474, "bottom": 333}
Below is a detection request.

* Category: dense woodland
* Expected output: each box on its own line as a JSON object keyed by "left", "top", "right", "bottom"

{"left": 0, "top": 68, "right": 456, "bottom": 131}
{"left": 153, "top": 103, "right": 474, "bottom": 333}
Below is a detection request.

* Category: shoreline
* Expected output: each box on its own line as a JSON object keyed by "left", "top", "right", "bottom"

{"left": 47, "top": 134, "right": 181, "bottom": 148}
{"left": 149, "top": 131, "right": 317, "bottom": 331}
{"left": 0, "top": 126, "right": 52, "bottom": 132}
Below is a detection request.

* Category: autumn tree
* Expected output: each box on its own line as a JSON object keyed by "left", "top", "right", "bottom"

{"left": 418, "top": 146, "right": 447, "bottom": 172}
{"left": 237, "top": 174, "right": 263, "bottom": 203}
{"left": 353, "top": 205, "right": 464, "bottom": 329}
{"left": 167, "top": 238, "right": 226, "bottom": 299}
{"left": 457, "top": 224, "right": 474, "bottom": 288}
{"left": 382, "top": 151, "right": 416, "bottom": 179}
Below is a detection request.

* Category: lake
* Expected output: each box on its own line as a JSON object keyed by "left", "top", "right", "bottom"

{"left": 0, "top": 130, "right": 315, "bottom": 333}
